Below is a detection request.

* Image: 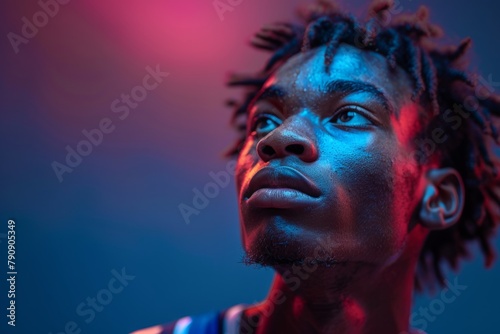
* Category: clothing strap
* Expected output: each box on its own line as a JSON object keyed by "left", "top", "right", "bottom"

{"left": 223, "top": 304, "right": 246, "bottom": 334}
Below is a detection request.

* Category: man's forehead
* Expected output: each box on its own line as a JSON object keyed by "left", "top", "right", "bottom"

{"left": 271, "top": 43, "right": 414, "bottom": 107}
{"left": 277, "top": 44, "right": 367, "bottom": 85}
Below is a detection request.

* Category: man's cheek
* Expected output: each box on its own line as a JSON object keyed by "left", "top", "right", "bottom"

{"left": 235, "top": 157, "right": 255, "bottom": 197}
{"left": 235, "top": 165, "right": 246, "bottom": 197}
{"left": 342, "top": 152, "right": 396, "bottom": 225}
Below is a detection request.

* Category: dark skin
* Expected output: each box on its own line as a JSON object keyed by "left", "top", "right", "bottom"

{"left": 235, "top": 43, "right": 465, "bottom": 334}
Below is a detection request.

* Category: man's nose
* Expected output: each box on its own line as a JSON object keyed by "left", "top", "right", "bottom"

{"left": 256, "top": 115, "right": 319, "bottom": 163}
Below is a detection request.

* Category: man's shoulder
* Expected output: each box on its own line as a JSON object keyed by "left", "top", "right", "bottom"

{"left": 130, "top": 304, "right": 246, "bottom": 334}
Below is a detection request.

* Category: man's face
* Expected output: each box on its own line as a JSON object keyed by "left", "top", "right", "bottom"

{"left": 235, "top": 43, "right": 429, "bottom": 268}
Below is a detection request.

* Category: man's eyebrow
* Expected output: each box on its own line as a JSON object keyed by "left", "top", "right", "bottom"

{"left": 254, "top": 85, "right": 287, "bottom": 103}
{"left": 325, "top": 79, "right": 394, "bottom": 114}
{"left": 253, "top": 80, "right": 395, "bottom": 114}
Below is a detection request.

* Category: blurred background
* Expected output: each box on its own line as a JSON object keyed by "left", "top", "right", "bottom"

{"left": 1, "top": 0, "right": 499, "bottom": 333}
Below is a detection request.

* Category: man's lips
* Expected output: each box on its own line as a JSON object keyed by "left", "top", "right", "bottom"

{"left": 243, "top": 166, "right": 322, "bottom": 209}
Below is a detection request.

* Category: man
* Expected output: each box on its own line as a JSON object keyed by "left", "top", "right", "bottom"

{"left": 133, "top": 0, "right": 500, "bottom": 333}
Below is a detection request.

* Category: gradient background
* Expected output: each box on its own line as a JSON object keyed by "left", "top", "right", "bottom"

{"left": 1, "top": 0, "right": 500, "bottom": 333}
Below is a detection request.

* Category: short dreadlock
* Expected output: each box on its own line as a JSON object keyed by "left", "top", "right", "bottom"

{"left": 224, "top": 0, "right": 500, "bottom": 292}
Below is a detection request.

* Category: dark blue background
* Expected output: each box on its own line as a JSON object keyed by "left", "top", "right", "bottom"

{"left": 1, "top": 0, "right": 499, "bottom": 333}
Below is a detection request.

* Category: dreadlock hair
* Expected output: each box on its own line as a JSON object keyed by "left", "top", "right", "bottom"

{"left": 224, "top": 0, "right": 500, "bottom": 292}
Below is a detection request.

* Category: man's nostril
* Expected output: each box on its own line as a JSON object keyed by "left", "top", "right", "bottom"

{"left": 286, "top": 144, "right": 305, "bottom": 155}
{"left": 262, "top": 145, "right": 276, "bottom": 156}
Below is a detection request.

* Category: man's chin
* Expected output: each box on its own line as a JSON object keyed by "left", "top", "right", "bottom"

{"left": 242, "top": 234, "right": 342, "bottom": 268}
{"left": 241, "top": 222, "right": 346, "bottom": 268}
{"left": 242, "top": 251, "right": 341, "bottom": 268}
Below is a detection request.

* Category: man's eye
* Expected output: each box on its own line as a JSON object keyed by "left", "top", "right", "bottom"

{"left": 250, "top": 114, "right": 280, "bottom": 136}
{"left": 329, "top": 108, "right": 373, "bottom": 126}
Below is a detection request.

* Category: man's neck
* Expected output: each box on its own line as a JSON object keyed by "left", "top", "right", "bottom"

{"left": 240, "top": 260, "right": 417, "bottom": 334}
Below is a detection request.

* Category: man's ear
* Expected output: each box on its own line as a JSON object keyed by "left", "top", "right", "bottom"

{"left": 419, "top": 168, "right": 465, "bottom": 230}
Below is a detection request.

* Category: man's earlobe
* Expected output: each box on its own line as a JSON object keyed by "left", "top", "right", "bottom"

{"left": 419, "top": 168, "right": 465, "bottom": 230}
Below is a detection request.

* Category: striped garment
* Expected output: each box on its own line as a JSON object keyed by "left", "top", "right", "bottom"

{"left": 131, "top": 304, "right": 428, "bottom": 334}
{"left": 131, "top": 304, "right": 245, "bottom": 334}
